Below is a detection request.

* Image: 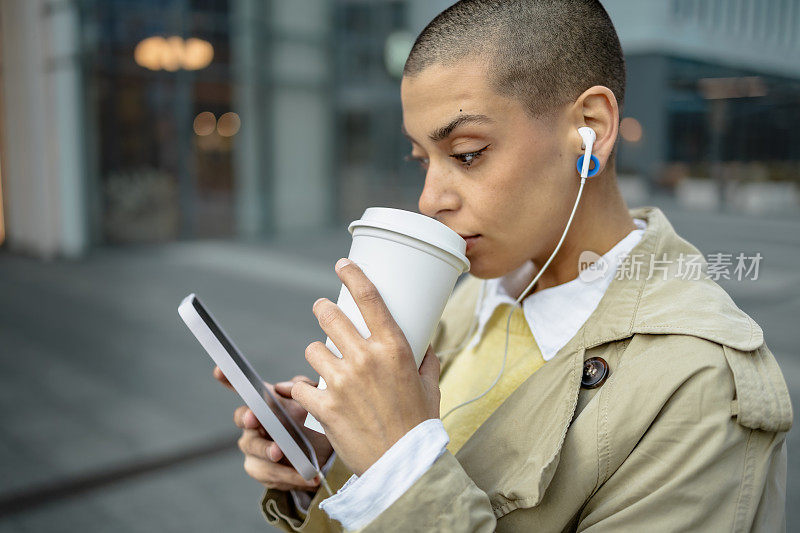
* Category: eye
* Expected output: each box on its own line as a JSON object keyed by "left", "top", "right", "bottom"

{"left": 404, "top": 153, "right": 429, "bottom": 171}
{"left": 450, "top": 144, "right": 491, "bottom": 167}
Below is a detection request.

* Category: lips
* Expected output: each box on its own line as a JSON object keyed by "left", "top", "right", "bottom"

{"left": 458, "top": 233, "right": 481, "bottom": 252}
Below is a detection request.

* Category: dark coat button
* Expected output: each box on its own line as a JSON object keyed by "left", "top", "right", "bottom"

{"left": 581, "top": 357, "right": 609, "bottom": 389}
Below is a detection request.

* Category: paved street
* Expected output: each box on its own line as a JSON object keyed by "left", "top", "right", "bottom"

{"left": 1, "top": 202, "right": 799, "bottom": 531}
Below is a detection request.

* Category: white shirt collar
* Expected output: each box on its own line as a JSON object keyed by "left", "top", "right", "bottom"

{"left": 464, "top": 218, "right": 647, "bottom": 361}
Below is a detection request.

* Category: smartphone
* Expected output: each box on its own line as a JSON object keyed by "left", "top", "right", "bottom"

{"left": 178, "top": 293, "right": 320, "bottom": 480}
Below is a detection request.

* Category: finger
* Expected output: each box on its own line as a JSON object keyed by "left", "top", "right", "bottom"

{"left": 419, "top": 344, "right": 441, "bottom": 387}
{"left": 303, "top": 340, "right": 339, "bottom": 384}
{"left": 243, "top": 455, "right": 320, "bottom": 489}
{"left": 333, "top": 258, "right": 403, "bottom": 341}
{"left": 274, "top": 376, "right": 317, "bottom": 397}
{"left": 419, "top": 345, "right": 442, "bottom": 389}
{"left": 239, "top": 430, "right": 284, "bottom": 462}
{"left": 213, "top": 366, "right": 234, "bottom": 390}
{"left": 268, "top": 442, "right": 284, "bottom": 462}
{"left": 273, "top": 381, "right": 293, "bottom": 398}
{"left": 233, "top": 406, "right": 261, "bottom": 430}
{"left": 312, "top": 297, "right": 364, "bottom": 358}
{"left": 291, "top": 380, "right": 327, "bottom": 425}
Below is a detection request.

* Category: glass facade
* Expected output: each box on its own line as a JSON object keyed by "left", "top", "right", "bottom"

{"left": 617, "top": 54, "right": 800, "bottom": 193}
{"left": 666, "top": 58, "right": 800, "bottom": 169}
{"left": 76, "top": 0, "right": 425, "bottom": 245}
{"left": 80, "top": 0, "right": 235, "bottom": 243}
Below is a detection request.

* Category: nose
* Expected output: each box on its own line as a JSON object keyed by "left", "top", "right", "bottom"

{"left": 417, "top": 163, "right": 460, "bottom": 219}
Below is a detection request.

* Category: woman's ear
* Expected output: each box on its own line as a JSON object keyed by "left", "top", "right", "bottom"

{"left": 570, "top": 86, "right": 619, "bottom": 174}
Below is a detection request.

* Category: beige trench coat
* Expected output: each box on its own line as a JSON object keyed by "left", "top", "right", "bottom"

{"left": 260, "top": 206, "right": 793, "bottom": 532}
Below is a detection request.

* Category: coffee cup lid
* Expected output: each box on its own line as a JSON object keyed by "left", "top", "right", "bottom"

{"left": 348, "top": 207, "right": 470, "bottom": 273}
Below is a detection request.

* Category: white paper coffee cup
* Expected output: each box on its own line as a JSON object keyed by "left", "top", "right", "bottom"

{"left": 304, "top": 207, "right": 470, "bottom": 434}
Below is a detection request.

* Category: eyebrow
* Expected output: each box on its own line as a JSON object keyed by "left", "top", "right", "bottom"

{"left": 401, "top": 113, "right": 494, "bottom": 144}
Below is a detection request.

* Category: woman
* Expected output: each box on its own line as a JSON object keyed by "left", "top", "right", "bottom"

{"left": 217, "top": 1, "right": 792, "bottom": 531}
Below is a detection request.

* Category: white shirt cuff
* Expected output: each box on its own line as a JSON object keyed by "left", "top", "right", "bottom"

{"left": 318, "top": 418, "right": 449, "bottom": 530}
{"left": 290, "top": 450, "right": 338, "bottom": 514}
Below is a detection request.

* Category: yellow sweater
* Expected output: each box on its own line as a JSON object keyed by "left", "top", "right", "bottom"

{"left": 439, "top": 303, "right": 546, "bottom": 455}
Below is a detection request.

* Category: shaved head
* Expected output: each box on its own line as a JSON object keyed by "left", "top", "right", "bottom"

{"left": 404, "top": 0, "right": 626, "bottom": 118}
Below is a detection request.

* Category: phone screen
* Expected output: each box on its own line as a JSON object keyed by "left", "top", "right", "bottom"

{"left": 191, "top": 296, "right": 318, "bottom": 467}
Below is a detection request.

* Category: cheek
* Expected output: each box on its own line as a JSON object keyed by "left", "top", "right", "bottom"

{"left": 472, "top": 153, "right": 567, "bottom": 265}
{"left": 462, "top": 133, "right": 569, "bottom": 259}
{"left": 480, "top": 160, "right": 559, "bottom": 233}
{"left": 464, "top": 182, "right": 519, "bottom": 239}
{"left": 507, "top": 143, "right": 572, "bottom": 223}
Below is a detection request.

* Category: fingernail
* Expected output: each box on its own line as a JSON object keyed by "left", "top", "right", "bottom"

{"left": 276, "top": 381, "right": 293, "bottom": 388}
{"left": 334, "top": 258, "right": 351, "bottom": 271}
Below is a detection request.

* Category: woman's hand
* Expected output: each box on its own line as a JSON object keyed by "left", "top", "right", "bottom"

{"left": 291, "top": 258, "right": 442, "bottom": 477}
{"left": 214, "top": 368, "right": 334, "bottom": 491}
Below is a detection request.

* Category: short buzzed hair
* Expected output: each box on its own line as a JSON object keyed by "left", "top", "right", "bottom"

{"left": 404, "top": 0, "right": 626, "bottom": 118}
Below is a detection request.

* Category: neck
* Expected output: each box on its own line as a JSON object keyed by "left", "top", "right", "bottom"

{"left": 526, "top": 172, "right": 636, "bottom": 297}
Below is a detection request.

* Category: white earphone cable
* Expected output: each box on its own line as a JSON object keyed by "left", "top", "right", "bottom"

{"left": 316, "top": 466, "right": 334, "bottom": 496}
{"left": 441, "top": 173, "right": 589, "bottom": 421}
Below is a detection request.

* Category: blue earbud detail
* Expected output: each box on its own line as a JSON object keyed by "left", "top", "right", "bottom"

{"left": 577, "top": 154, "right": 600, "bottom": 177}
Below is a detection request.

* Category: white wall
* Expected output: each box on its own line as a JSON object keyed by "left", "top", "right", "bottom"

{"left": 0, "top": 0, "right": 87, "bottom": 258}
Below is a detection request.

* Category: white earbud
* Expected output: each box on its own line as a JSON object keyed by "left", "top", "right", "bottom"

{"left": 578, "top": 126, "right": 596, "bottom": 150}
{"left": 578, "top": 126, "right": 597, "bottom": 178}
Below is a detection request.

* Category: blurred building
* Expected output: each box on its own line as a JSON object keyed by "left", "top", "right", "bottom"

{"left": 1, "top": 0, "right": 799, "bottom": 258}
{"left": 606, "top": 0, "right": 800, "bottom": 198}
{"left": 0, "top": 0, "right": 448, "bottom": 258}
{"left": 0, "top": 0, "right": 336, "bottom": 257}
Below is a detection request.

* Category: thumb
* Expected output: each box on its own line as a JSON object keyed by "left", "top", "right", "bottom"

{"left": 274, "top": 381, "right": 295, "bottom": 397}
{"left": 274, "top": 376, "right": 317, "bottom": 397}
{"left": 418, "top": 344, "right": 441, "bottom": 388}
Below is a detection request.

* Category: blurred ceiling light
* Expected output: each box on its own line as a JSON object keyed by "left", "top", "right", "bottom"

{"left": 193, "top": 112, "right": 216, "bottom": 136}
{"left": 161, "top": 36, "right": 184, "bottom": 72}
{"left": 698, "top": 77, "right": 767, "bottom": 99}
{"left": 134, "top": 36, "right": 164, "bottom": 70}
{"left": 217, "top": 112, "right": 241, "bottom": 137}
{"left": 182, "top": 38, "right": 214, "bottom": 70}
{"left": 134, "top": 36, "right": 214, "bottom": 71}
{"left": 620, "top": 117, "right": 643, "bottom": 143}
{"left": 384, "top": 31, "right": 415, "bottom": 78}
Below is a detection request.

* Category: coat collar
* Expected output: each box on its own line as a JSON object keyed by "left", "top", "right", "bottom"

{"left": 580, "top": 206, "right": 763, "bottom": 352}
{"left": 443, "top": 206, "right": 765, "bottom": 516}
{"left": 464, "top": 218, "right": 647, "bottom": 361}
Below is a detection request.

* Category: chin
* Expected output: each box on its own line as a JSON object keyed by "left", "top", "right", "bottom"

{"left": 465, "top": 255, "right": 512, "bottom": 280}
{"left": 466, "top": 243, "right": 534, "bottom": 280}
